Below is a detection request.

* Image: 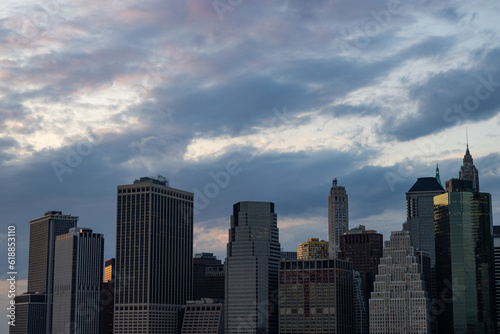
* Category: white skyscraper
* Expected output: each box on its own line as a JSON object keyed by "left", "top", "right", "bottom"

{"left": 328, "top": 178, "right": 348, "bottom": 258}
{"left": 369, "top": 229, "right": 430, "bottom": 334}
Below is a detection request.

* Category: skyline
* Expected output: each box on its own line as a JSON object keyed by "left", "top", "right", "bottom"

{"left": 1, "top": 3, "right": 500, "bottom": 326}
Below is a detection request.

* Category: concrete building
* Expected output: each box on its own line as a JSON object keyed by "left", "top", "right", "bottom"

{"left": 225, "top": 201, "right": 280, "bottom": 334}
{"left": 434, "top": 191, "right": 496, "bottom": 333}
{"left": 493, "top": 226, "right": 500, "bottom": 333}
{"left": 52, "top": 227, "right": 104, "bottom": 334}
{"left": 369, "top": 230, "right": 430, "bottom": 334}
{"left": 328, "top": 178, "right": 348, "bottom": 258}
{"left": 406, "top": 177, "right": 445, "bottom": 267}
{"left": 279, "top": 258, "right": 354, "bottom": 334}
{"left": 114, "top": 176, "right": 194, "bottom": 334}
{"left": 459, "top": 144, "right": 479, "bottom": 192}
{"left": 12, "top": 211, "right": 79, "bottom": 334}
{"left": 193, "top": 253, "right": 224, "bottom": 300}
{"left": 297, "top": 238, "right": 329, "bottom": 260}
{"left": 181, "top": 299, "right": 224, "bottom": 334}
{"left": 339, "top": 225, "right": 383, "bottom": 334}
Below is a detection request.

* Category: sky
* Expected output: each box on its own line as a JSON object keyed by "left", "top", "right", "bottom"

{"left": 1, "top": 0, "right": 500, "bottom": 314}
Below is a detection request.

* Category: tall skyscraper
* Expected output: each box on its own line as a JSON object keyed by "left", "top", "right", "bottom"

{"left": 114, "top": 176, "right": 194, "bottom": 334}
{"left": 339, "top": 225, "right": 383, "bottom": 334}
{"left": 225, "top": 201, "right": 281, "bottom": 334}
{"left": 328, "top": 178, "right": 348, "bottom": 258}
{"left": 279, "top": 258, "right": 354, "bottom": 334}
{"left": 459, "top": 143, "right": 479, "bottom": 192}
{"left": 102, "top": 258, "right": 115, "bottom": 334}
{"left": 406, "top": 177, "right": 445, "bottom": 267}
{"left": 21, "top": 211, "right": 79, "bottom": 333}
{"left": 297, "top": 238, "right": 329, "bottom": 260}
{"left": 434, "top": 191, "right": 496, "bottom": 333}
{"left": 369, "top": 229, "right": 430, "bottom": 334}
{"left": 52, "top": 227, "right": 104, "bottom": 333}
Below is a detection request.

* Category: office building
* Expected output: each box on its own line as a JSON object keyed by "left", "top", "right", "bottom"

{"left": 279, "top": 258, "right": 354, "bottom": 334}
{"left": 114, "top": 176, "right": 194, "bottom": 334}
{"left": 459, "top": 144, "right": 479, "bottom": 192}
{"left": 405, "top": 177, "right": 444, "bottom": 267}
{"left": 102, "top": 259, "right": 115, "bottom": 334}
{"left": 205, "top": 264, "right": 225, "bottom": 300}
{"left": 328, "top": 178, "right": 348, "bottom": 258}
{"left": 18, "top": 211, "right": 79, "bottom": 334}
{"left": 494, "top": 226, "right": 500, "bottom": 334}
{"left": 297, "top": 238, "right": 329, "bottom": 260}
{"left": 9, "top": 293, "right": 47, "bottom": 334}
{"left": 339, "top": 225, "right": 383, "bottom": 334}
{"left": 445, "top": 178, "right": 473, "bottom": 192}
{"left": 369, "top": 230, "right": 430, "bottom": 334}
{"left": 225, "top": 201, "right": 280, "bottom": 334}
{"left": 353, "top": 271, "right": 368, "bottom": 334}
{"left": 52, "top": 227, "right": 104, "bottom": 333}
{"left": 434, "top": 191, "right": 496, "bottom": 333}
{"left": 280, "top": 251, "right": 297, "bottom": 260}
{"left": 193, "top": 253, "right": 223, "bottom": 300}
{"left": 180, "top": 299, "right": 224, "bottom": 334}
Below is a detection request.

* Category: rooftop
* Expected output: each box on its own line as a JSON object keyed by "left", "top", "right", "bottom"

{"left": 407, "top": 177, "right": 444, "bottom": 193}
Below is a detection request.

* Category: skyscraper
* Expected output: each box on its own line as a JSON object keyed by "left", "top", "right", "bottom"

{"left": 114, "top": 176, "right": 194, "bottom": 334}
{"left": 297, "top": 238, "right": 329, "bottom": 260}
{"left": 434, "top": 191, "right": 496, "bottom": 333}
{"left": 279, "top": 258, "right": 354, "bottom": 334}
{"left": 52, "top": 227, "right": 104, "bottom": 333}
{"left": 193, "top": 253, "right": 224, "bottom": 300}
{"left": 328, "top": 178, "right": 348, "bottom": 258}
{"left": 369, "top": 229, "right": 430, "bottom": 334}
{"left": 225, "top": 201, "right": 280, "bottom": 334}
{"left": 459, "top": 144, "right": 479, "bottom": 192}
{"left": 493, "top": 226, "right": 500, "bottom": 334}
{"left": 339, "top": 225, "right": 383, "bottom": 334}
{"left": 406, "top": 177, "right": 445, "bottom": 267}
{"left": 23, "top": 211, "right": 79, "bottom": 333}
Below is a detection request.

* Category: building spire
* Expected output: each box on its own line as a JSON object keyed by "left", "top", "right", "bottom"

{"left": 466, "top": 127, "right": 470, "bottom": 154}
{"left": 436, "top": 163, "right": 442, "bottom": 187}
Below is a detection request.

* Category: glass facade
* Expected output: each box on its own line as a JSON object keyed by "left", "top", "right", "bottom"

{"left": 434, "top": 192, "right": 496, "bottom": 333}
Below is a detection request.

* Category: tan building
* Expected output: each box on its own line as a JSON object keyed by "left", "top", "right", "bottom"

{"left": 328, "top": 178, "right": 349, "bottom": 258}
{"left": 297, "top": 238, "right": 329, "bottom": 260}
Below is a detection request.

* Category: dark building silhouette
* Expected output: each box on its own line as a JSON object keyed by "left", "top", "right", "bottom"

{"left": 494, "top": 226, "right": 500, "bottom": 333}
{"left": 101, "top": 258, "right": 115, "bottom": 334}
{"left": 339, "top": 225, "right": 383, "bottom": 334}
{"left": 225, "top": 201, "right": 280, "bottom": 334}
{"left": 280, "top": 251, "right": 297, "bottom": 260}
{"left": 193, "top": 253, "right": 224, "bottom": 300}
{"left": 52, "top": 227, "right": 104, "bottom": 333}
{"left": 114, "top": 176, "right": 194, "bottom": 334}
{"left": 434, "top": 191, "right": 496, "bottom": 333}
{"left": 445, "top": 178, "right": 473, "bottom": 192}
{"left": 11, "top": 211, "right": 78, "bottom": 334}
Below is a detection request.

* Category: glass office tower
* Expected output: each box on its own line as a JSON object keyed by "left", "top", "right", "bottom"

{"left": 434, "top": 191, "right": 496, "bottom": 333}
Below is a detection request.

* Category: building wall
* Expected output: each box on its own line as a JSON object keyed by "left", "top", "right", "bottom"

{"left": 297, "top": 238, "right": 329, "bottom": 260}
{"left": 114, "top": 178, "right": 194, "bottom": 334}
{"left": 225, "top": 201, "right": 280, "bottom": 334}
{"left": 181, "top": 300, "right": 224, "bottom": 334}
{"left": 279, "top": 258, "right": 354, "bottom": 334}
{"left": 369, "top": 230, "right": 430, "bottom": 334}
{"left": 328, "top": 180, "right": 348, "bottom": 259}
{"left": 434, "top": 192, "right": 496, "bottom": 333}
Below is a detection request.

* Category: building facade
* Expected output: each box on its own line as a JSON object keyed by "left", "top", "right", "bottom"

{"left": 52, "top": 227, "right": 104, "bottom": 333}
{"left": 434, "top": 191, "right": 496, "bottom": 333}
{"left": 494, "top": 226, "right": 500, "bottom": 334}
{"left": 114, "top": 177, "right": 194, "bottom": 334}
{"left": 328, "top": 178, "right": 349, "bottom": 258}
{"left": 339, "top": 225, "right": 383, "bottom": 334}
{"left": 459, "top": 145, "right": 479, "bottom": 192}
{"left": 193, "top": 253, "right": 224, "bottom": 300}
{"left": 405, "top": 177, "right": 445, "bottom": 267}
{"left": 369, "top": 230, "right": 430, "bottom": 334}
{"left": 17, "top": 211, "right": 79, "bottom": 334}
{"left": 279, "top": 258, "right": 354, "bottom": 334}
{"left": 180, "top": 299, "right": 224, "bottom": 334}
{"left": 297, "top": 238, "right": 329, "bottom": 260}
{"left": 9, "top": 293, "right": 47, "bottom": 334}
{"left": 225, "top": 201, "right": 281, "bottom": 334}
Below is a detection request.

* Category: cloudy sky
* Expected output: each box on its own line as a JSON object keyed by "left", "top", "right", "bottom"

{"left": 1, "top": 0, "right": 500, "bottom": 304}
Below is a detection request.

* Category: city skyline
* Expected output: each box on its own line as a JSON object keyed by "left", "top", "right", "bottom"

{"left": 2, "top": 4, "right": 500, "bottom": 331}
